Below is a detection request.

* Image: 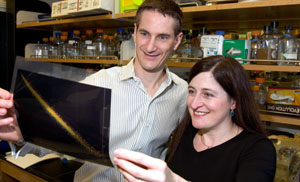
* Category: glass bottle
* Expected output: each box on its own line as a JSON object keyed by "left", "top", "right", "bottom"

{"left": 85, "top": 29, "right": 96, "bottom": 59}
{"left": 181, "top": 33, "right": 192, "bottom": 62}
{"left": 35, "top": 41, "right": 42, "bottom": 58}
{"left": 198, "top": 27, "right": 207, "bottom": 58}
{"left": 80, "top": 34, "right": 87, "bottom": 57}
{"left": 93, "top": 29, "right": 104, "bottom": 58}
{"left": 115, "top": 28, "right": 125, "bottom": 58}
{"left": 250, "top": 30, "right": 261, "bottom": 62}
{"left": 69, "top": 30, "right": 81, "bottom": 59}
{"left": 252, "top": 85, "right": 259, "bottom": 106}
{"left": 278, "top": 25, "right": 298, "bottom": 65}
{"left": 58, "top": 35, "right": 68, "bottom": 59}
{"left": 270, "top": 21, "right": 282, "bottom": 60}
{"left": 48, "top": 36, "right": 58, "bottom": 58}
{"left": 176, "top": 30, "right": 189, "bottom": 61}
{"left": 107, "top": 35, "right": 115, "bottom": 57}
{"left": 255, "top": 77, "right": 268, "bottom": 110}
{"left": 257, "top": 25, "right": 276, "bottom": 64}
{"left": 102, "top": 34, "right": 109, "bottom": 56}
{"left": 54, "top": 32, "right": 62, "bottom": 56}
{"left": 41, "top": 37, "right": 49, "bottom": 58}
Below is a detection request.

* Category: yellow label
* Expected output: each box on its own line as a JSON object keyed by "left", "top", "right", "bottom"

{"left": 123, "top": 0, "right": 133, "bottom": 6}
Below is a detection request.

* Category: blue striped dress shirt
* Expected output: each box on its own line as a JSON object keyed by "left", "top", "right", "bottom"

{"left": 73, "top": 59, "right": 188, "bottom": 182}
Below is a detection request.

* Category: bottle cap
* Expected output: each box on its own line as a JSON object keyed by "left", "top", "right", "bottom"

{"left": 42, "top": 38, "right": 48, "bottom": 42}
{"left": 270, "top": 21, "right": 279, "bottom": 29}
{"left": 86, "top": 29, "right": 93, "bottom": 34}
{"left": 117, "top": 28, "right": 125, "bottom": 33}
{"left": 96, "top": 29, "right": 103, "bottom": 33}
{"left": 61, "top": 35, "right": 67, "bottom": 40}
{"left": 49, "top": 37, "right": 55, "bottom": 41}
{"left": 251, "top": 30, "right": 261, "bottom": 36}
{"left": 73, "top": 30, "right": 80, "bottom": 35}
{"left": 216, "top": 30, "right": 225, "bottom": 36}
{"left": 256, "top": 77, "right": 265, "bottom": 83}
{"left": 61, "top": 31, "right": 68, "bottom": 36}
{"left": 252, "top": 85, "right": 259, "bottom": 91}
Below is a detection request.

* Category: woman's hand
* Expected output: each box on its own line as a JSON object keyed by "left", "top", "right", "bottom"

{"left": 114, "top": 148, "right": 187, "bottom": 182}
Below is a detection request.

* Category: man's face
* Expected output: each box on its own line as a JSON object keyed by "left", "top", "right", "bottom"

{"left": 134, "top": 10, "right": 182, "bottom": 73}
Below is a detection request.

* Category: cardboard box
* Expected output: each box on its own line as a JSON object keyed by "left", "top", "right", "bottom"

{"left": 200, "top": 35, "right": 224, "bottom": 58}
{"left": 223, "top": 39, "right": 251, "bottom": 60}
{"left": 266, "top": 87, "right": 300, "bottom": 115}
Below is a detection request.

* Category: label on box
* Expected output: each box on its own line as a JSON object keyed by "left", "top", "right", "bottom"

{"left": 90, "top": 0, "right": 101, "bottom": 9}
{"left": 51, "top": 2, "right": 61, "bottom": 18}
{"left": 223, "top": 40, "right": 250, "bottom": 60}
{"left": 61, "top": 1, "right": 69, "bottom": 16}
{"left": 78, "top": 0, "right": 90, "bottom": 12}
{"left": 68, "top": 0, "right": 78, "bottom": 13}
{"left": 200, "top": 35, "right": 224, "bottom": 58}
{"left": 266, "top": 87, "right": 300, "bottom": 115}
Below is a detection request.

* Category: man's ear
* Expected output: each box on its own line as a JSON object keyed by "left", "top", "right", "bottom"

{"left": 133, "top": 23, "right": 137, "bottom": 43}
{"left": 174, "top": 32, "right": 183, "bottom": 51}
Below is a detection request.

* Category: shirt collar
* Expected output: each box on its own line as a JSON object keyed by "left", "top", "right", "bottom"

{"left": 120, "top": 57, "right": 180, "bottom": 85}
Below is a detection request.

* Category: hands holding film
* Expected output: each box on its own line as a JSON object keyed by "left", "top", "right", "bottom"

{"left": 0, "top": 88, "right": 22, "bottom": 142}
{"left": 114, "top": 148, "right": 187, "bottom": 182}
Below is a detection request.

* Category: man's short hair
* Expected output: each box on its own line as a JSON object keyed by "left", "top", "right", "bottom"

{"left": 135, "top": 0, "right": 183, "bottom": 36}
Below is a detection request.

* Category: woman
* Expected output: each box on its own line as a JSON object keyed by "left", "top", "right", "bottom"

{"left": 114, "top": 56, "right": 276, "bottom": 182}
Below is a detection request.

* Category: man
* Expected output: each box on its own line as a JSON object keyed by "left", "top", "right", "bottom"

{"left": 0, "top": 0, "right": 187, "bottom": 181}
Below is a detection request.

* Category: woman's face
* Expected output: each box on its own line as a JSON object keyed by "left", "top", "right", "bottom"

{"left": 187, "top": 71, "right": 236, "bottom": 131}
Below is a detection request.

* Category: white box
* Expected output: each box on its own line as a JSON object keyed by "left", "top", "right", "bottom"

{"left": 51, "top": 1, "right": 61, "bottom": 18}
{"left": 200, "top": 35, "right": 224, "bottom": 58}
{"left": 78, "top": 0, "right": 90, "bottom": 12}
{"left": 88, "top": 0, "right": 113, "bottom": 12}
{"left": 61, "top": 1, "right": 69, "bottom": 16}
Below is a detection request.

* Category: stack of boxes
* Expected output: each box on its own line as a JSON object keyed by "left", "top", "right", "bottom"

{"left": 51, "top": 0, "right": 114, "bottom": 18}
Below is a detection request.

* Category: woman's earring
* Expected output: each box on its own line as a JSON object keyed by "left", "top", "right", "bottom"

{"left": 230, "top": 109, "right": 235, "bottom": 117}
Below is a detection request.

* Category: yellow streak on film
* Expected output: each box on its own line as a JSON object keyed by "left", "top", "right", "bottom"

{"left": 21, "top": 74, "right": 102, "bottom": 156}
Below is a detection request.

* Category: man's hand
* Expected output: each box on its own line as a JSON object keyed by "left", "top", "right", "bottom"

{"left": 0, "top": 88, "right": 23, "bottom": 141}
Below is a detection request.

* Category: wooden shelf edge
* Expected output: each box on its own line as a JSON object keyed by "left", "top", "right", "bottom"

{"left": 260, "top": 112, "right": 300, "bottom": 126}
{"left": 242, "top": 64, "right": 300, "bottom": 72}
{"left": 182, "top": 0, "right": 300, "bottom": 13}
{"left": 24, "top": 59, "right": 300, "bottom": 72}
{"left": 17, "top": 0, "right": 300, "bottom": 29}
{"left": 17, "top": 14, "right": 113, "bottom": 29}
{"left": 25, "top": 58, "right": 120, "bottom": 65}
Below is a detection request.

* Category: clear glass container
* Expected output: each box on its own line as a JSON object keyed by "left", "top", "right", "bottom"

{"left": 257, "top": 25, "right": 277, "bottom": 64}
{"left": 250, "top": 30, "right": 261, "bottom": 61}
{"left": 278, "top": 25, "right": 298, "bottom": 65}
